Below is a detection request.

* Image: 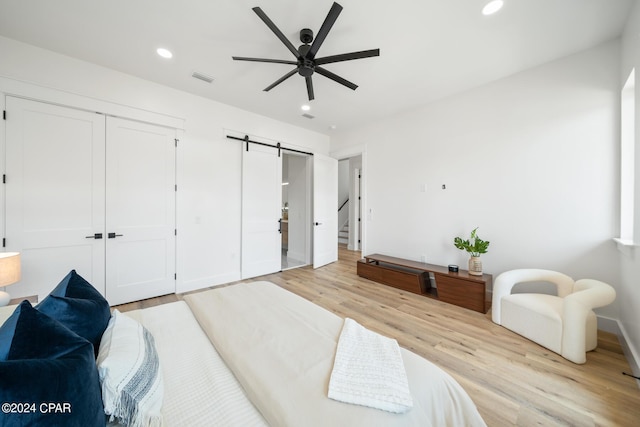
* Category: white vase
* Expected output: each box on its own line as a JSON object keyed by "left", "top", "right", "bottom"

{"left": 468, "top": 256, "right": 483, "bottom": 276}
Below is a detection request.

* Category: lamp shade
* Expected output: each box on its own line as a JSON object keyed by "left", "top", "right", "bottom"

{"left": 0, "top": 252, "right": 21, "bottom": 287}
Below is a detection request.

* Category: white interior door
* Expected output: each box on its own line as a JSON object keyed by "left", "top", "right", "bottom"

{"left": 5, "top": 97, "right": 106, "bottom": 300}
{"left": 105, "top": 117, "right": 176, "bottom": 305}
{"left": 313, "top": 153, "right": 338, "bottom": 268}
{"left": 242, "top": 143, "right": 282, "bottom": 279}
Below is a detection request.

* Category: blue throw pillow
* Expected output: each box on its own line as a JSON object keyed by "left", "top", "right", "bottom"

{"left": 0, "top": 301, "right": 105, "bottom": 427}
{"left": 37, "top": 270, "right": 111, "bottom": 356}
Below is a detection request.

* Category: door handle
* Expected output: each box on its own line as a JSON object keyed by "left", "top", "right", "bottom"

{"left": 108, "top": 232, "right": 124, "bottom": 239}
{"left": 85, "top": 233, "right": 103, "bottom": 239}
{"left": 314, "top": 222, "right": 322, "bottom": 226}
{"left": 278, "top": 218, "right": 282, "bottom": 234}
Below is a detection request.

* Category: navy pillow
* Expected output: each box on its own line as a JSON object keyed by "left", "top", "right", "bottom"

{"left": 0, "top": 301, "right": 105, "bottom": 427}
{"left": 37, "top": 270, "right": 111, "bottom": 355}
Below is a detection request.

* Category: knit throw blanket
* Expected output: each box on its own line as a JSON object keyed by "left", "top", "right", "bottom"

{"left": 328, "top": 318, "right": 413, "bottom": 413}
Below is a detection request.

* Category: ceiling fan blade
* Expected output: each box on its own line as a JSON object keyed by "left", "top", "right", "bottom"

{"left": 315, "top": 49, "right": 380, "bottom": 65}
{"left": 233, "top": 56, "right": 298, "bottom": 65}
{"left": 252, "top": 7, "right": 301, "bottom": 59}
{"left": 305, "top": 76, "right": 315, "bottom": 101}
{"left": 306, "top": 2, "right": 343, "bottom": 60}
{"left": 315, "top": 66, "right": 358, "bottom": 90}
{"left": 264, "top": 69, "right": 298, "bottom": 92}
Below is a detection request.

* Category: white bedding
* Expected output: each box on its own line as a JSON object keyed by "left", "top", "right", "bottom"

{"left": 328, "top": 317, "right": 413, "bottom": 413}
{"left": 184, "top": 281, "right": 487, "bottom": 427}
{"left": 124, "top": 301, "right": 268, "bottom": 427}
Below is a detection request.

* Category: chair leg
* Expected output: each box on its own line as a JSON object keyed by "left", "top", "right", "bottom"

{"left": 585, "top": 313, "right": 598, "bottom": 351}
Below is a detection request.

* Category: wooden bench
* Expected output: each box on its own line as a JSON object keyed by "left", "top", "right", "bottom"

{"left": 357, "top": 254, "right": 492, "bottom": 313}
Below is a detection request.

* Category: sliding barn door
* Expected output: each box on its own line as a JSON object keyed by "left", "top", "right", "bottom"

{"left": 105, "top": 117, "right": 176, "bottom": 305}
{"left": 5, "top": 97, "right": 106, "bottom": 299}
{"left": 313, "top": 153, "right": 338, "bottom": 268}
{"left": 242, "top": 143, "right": 282, "bottom": 279}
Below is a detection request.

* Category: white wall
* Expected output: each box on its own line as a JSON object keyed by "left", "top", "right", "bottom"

{"left": 331, "top": 41, "right": 621, "bottom": 323}
{"left": 619, "top": 1, "right": 640, "bottom": 375}
{"left": 0, "top": 36, "right": 329, "bottom": 296}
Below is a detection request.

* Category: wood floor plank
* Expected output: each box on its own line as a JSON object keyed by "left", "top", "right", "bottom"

{"left": 114, "top": 245, "right": 640, "bottom": 426}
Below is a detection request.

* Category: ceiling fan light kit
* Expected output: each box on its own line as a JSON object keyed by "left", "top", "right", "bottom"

{"left": 232, "top": 2, "right": 380, "bottom": 101}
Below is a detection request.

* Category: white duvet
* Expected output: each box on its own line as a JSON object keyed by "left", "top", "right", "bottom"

{"left": 124, "top": 302, "right": 268, "bottom": 427}
{"left": 184, "top": 281, "right": 487, "bottom": 427}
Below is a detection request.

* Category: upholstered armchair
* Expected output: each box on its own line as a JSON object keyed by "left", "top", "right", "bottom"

{"left": 491, "top": 269, "right": 616, "bottom": 364}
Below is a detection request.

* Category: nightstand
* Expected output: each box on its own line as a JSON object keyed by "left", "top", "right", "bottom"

{"left": 9, "top": 295, "right": 38, "bottom": 305}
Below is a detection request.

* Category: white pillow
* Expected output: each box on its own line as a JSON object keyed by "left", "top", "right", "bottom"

{"left": 97, "top": 309, "right": 164, "bottom": 427}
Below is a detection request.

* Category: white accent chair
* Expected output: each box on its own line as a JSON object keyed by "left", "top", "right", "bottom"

{"left": 491, "top": 269, "right": 616, "bottom": 364}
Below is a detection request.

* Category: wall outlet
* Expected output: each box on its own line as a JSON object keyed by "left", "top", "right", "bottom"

{"left": 420, "top": 255, "right": 426, "bottom": 263}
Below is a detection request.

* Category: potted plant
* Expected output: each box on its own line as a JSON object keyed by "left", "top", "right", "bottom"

{"left": 454, "top": 227, "right": 490, "bottom": 276}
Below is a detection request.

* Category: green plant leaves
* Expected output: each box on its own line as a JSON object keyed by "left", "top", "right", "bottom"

{"left": 453, "top": 228, "right": 490, "bottom": 257}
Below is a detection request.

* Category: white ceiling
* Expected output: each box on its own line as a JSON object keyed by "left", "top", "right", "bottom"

{"left": 0, "top": 0, "right": 635, "bottom": 134}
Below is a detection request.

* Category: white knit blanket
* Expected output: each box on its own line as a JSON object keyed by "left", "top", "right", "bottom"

{"left": 328, "top": 318, "right": 413, "bottom": 413}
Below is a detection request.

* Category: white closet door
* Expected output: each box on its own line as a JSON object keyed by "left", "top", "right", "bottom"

{"left": 5, "top": 97, "right": 106, "bottom": 300}
{"left": 313, "top": 153, "right": 338, "bottom": 268}
{"left": 105, "top": 117, "right": 176, "bottom": 305}
{"left": 242, "top": 143, "right": 282, "bottom": 279}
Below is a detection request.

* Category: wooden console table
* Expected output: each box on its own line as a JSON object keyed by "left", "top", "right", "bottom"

{"left": 357, "top": 253, "right": 492, "bottom": 313}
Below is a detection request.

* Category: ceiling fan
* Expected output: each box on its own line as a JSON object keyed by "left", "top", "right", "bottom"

{"left": 233, "top": 2, "right": 380, "bottom": 101}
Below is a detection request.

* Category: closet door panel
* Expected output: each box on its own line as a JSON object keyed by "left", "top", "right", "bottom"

{"left": 105, "top": 117, "right": 175, "bottom": 305}
{"left": 5, "top": 97, "right": 106, "bottom": 300}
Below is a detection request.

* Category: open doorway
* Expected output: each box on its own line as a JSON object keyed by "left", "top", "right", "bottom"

{"left": 337, "top": 155, "right": 363, "bottom": 252}
{"left": 282, "top": 152, "right": 310, "bottom": 270}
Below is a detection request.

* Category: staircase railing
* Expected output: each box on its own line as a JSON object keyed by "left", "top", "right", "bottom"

{"left": 338, "top": 198, "right": 349, "bottom": 212}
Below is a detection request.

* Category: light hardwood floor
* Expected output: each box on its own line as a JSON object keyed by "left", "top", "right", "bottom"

{"left": 115, "top": 246, "right": 640, "bottom": 426}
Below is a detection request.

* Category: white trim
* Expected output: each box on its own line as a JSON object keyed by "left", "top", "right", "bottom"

{"left": 611, "top": 318, "right": 640, "bottom": 389}
{"left": 0, "top": 75, "right": 185, "bottom": 130}
{"left": 597, "top": 315, "right": 619, "bottom": 334}
{"left": 352, "top": 168, "right": 361, "bottom": 251}
{"left": 330, "top": 144, "right": 367, "bottom": 160}
{"left": 613, "top": 237, "right": 639, "bottom": 257}
{"left": 330, "top": 145, "right": 367, "bottom": 255}
{"left": 613, "top": 237, "right": 640, "bottom": 247}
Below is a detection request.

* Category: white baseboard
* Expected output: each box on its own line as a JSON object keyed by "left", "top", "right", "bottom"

{"left": 287, "top": 250, "right": 306, "bottom": 262}
{"left": 597, "top": 315, "right": 619, "bottom": 334}
{"left": 599, "top": 315, "right": 640, "bottom": 389}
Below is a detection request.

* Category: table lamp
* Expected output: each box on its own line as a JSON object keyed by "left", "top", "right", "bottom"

{"left": 0, "top": 252, "right": 21, "bottom": 307}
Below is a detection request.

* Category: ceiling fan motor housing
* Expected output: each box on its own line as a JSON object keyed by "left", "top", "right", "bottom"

{"left": 297, "top": 43, "right": 315, "bottom": 76}
{"left": 300, "top": 28, "right": 314, "bottom": 44}
{"left": 298, "top": 59, "right": 315, "bottom": 77}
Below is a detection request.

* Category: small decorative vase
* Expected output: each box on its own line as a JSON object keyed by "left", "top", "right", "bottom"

{"left": 468, "top": 256, "right": 483, "bottom": 276}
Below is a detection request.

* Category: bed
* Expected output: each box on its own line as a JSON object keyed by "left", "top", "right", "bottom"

{"left": 0, "top": 278, "right": 486, "bottom": 426}
{"left": 182, "top": 281, "right": 486, "bottom": 427}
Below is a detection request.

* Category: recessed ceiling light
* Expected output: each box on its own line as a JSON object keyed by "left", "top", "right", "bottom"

{"left": 482, "top": 0, "right": 504, "bottom": 16}
{"left": 301, "top": 104, "right": 311, "bottom": 111}
{"left": 157, "top": 48, "right": 173, "bottom": 59}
